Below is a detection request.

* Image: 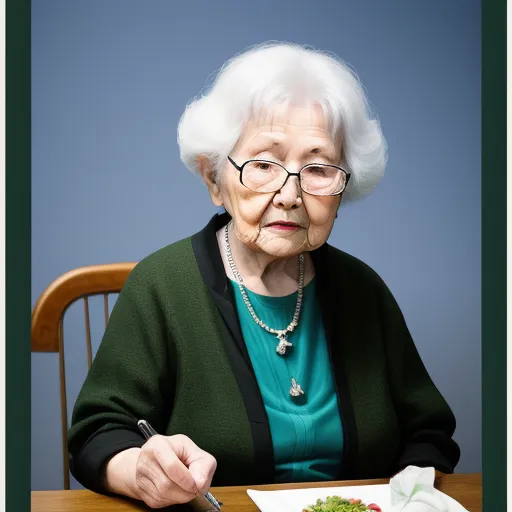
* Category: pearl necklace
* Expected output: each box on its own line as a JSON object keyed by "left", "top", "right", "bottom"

{"left": 224, "top": 224, "right": 305, "bottom": 398}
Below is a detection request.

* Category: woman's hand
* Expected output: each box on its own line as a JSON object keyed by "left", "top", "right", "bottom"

{"left": 105, "top": 434, "right": 217, "bottom": 509}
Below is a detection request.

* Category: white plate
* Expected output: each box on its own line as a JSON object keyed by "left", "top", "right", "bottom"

{"left": 247, "top": 485, "right": 390, "bottom": 512}
{"left": 247, "top": 484, "right": 468, "bottom": 512}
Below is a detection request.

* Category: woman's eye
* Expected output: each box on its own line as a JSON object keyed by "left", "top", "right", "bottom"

{"left": 308, "top": 166, "right": 326, "bottom": 176}
{"left": 257, "top": 163, "right": 271, "bottom": 170}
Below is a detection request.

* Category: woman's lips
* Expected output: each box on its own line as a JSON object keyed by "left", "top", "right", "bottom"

{"left": 265, "top": 221, "right": 302, "bottom": 231}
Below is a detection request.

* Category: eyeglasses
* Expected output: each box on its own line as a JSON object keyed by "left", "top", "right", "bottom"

{"left": 228, "top": 156, "right": 350, "bottom": 196}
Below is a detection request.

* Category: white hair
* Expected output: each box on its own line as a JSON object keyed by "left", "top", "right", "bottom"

{"left": 177, "top": 42, "right": 387, "bottom": 204}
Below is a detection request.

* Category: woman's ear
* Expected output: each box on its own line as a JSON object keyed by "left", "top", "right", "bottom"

{"left": 198, "top": 156, "right": 223, "bottom": 207}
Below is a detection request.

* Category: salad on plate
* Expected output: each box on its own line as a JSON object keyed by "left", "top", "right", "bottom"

{"left": 303, "top": 496, "right": 382, "bottom": 512}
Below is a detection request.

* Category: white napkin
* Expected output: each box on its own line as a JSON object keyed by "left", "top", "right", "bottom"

{"left": 390, "top": 466, "right": 468, "bottom": 512}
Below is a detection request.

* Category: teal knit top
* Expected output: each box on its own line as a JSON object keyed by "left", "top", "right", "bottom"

{"left": 230, "top": 278, "right": 344, "bottom": 482}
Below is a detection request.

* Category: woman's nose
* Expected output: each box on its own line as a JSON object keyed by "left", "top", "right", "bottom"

{"left": 273, "top": 176, "right": 302, "bottom": 210}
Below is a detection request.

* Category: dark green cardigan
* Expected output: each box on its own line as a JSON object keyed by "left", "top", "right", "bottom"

{"left": 68, "top": 213, "right": 460, "bottom": 493}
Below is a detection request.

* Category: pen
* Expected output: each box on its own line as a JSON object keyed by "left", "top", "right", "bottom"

{"left": 137, "top": 419, "right": 223, "bottom": 511}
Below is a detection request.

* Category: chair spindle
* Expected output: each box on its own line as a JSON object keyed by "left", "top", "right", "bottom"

{"left": 84, "top": 297, "right": 92, "bottom": 369}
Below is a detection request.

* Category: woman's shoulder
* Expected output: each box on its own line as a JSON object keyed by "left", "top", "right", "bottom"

{"left": 322, "top": 243, "right": 399, "bottom": 308}
{"left": 323, "top": 243, "right": 385, "bottom": 286}
{"left": 123, "top": 236, "right": 197, "bottom": 289}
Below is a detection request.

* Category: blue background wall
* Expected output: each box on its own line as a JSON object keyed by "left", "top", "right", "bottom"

{"left": 31, "top": 0, "right": 481, "bottom": 490}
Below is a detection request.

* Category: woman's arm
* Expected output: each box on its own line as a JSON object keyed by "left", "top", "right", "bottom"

{"left": 67, "top": 262, "right": 175, "bottom": 493}
{"left": 376, "top": 278, "right": 461, "bottom": 474}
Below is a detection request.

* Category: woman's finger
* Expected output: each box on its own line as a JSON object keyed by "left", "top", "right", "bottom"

{"left": 150, "top": 436, "right": 199, "bottom": 495}
{"left": 152, "top": 471, "right": 198, "bottom": 506}
{"left": 167, "top": 434, "right": 217, "bottom": 494}
{"left": 137, "top": 472, "right": 196, "bottom": 509}
{"left": 188, "top": 452, "right": 217, "bottom": 494}
{"left": 136, "top": 449, "right": 198, "bottom": 508}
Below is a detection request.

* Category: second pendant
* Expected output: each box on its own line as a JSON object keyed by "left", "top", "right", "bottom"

{"left": 289, "top": 377, "right": 305, "bottom": 397}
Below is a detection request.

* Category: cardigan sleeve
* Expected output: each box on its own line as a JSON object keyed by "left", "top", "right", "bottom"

{"left": 376, "top": 277, "right": 461, "bottom": 474}
{"left": 67, "top": 263, "right": 175, "bottom": 493}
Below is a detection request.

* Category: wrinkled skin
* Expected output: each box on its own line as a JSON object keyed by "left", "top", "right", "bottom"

{"left": 200, "top": 103, "right": 342, "bottom": 294}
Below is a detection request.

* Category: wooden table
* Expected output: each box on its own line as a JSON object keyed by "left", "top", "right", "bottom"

{"left": 32, "top": 473, "right": 482, "bottom": 512}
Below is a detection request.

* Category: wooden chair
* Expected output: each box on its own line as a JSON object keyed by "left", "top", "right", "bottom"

{"left": 31, "top": 263, "right": 137, "bottom": 489}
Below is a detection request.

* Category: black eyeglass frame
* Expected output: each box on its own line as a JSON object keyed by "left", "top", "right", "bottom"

{"left": 227, "top": 156, "right": 351, "bottom": 196}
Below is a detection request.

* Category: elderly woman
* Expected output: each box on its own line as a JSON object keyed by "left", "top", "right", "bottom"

{"left": 68, "top": 42, "right": 460, "bottom": 509}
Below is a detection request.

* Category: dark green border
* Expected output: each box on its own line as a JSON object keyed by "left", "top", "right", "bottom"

{"left": 482, "top": 0, "right": 507, "bottom": 510}
{"left": 5, "top": 0, "right": 505, "bottom": 510}
{"left": 6, "top": 0, "right": 30, "bottom": 510}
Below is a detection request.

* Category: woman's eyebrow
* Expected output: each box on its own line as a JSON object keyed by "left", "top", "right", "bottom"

{"left": 301, "top": 145, "right": 337, "bottom": 162}
{"left": 246, "top": 136, "right": 283, "bottom": 155}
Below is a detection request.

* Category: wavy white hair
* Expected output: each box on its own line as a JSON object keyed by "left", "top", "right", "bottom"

{"left": 177, "top": 42, "right": 387, "bottom": 204}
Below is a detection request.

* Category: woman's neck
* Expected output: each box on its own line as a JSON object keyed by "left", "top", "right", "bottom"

{"left": 216, "top": 223, "right": 315, "bottom": 296}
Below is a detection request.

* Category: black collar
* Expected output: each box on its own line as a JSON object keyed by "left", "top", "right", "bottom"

{"left": 191, "top": 212, "right": 232, "bottom": 294}
{"left": 191, "top": 212, "right": 253, "bottom": 366}
{"left": 191, "top": 212, "right": 276, "bottom": 483}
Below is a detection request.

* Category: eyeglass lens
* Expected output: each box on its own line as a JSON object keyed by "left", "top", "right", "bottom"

{"left": 241, "top": 161, "right": 346, "bottom": 195}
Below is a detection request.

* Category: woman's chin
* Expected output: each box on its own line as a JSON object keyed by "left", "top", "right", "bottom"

{"left": 256, "top": 241, "right": 308, "bottom": 259}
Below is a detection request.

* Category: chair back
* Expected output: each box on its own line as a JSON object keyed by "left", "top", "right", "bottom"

{"left": 31, "top": 263, "right": 136, "bottom": 489}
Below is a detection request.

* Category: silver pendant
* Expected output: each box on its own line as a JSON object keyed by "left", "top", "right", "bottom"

{"left": 290, "top": 378, "right": 304, "bottom": 397}
{"left": 276, "top": 334, "right": 292, "bottom": 355}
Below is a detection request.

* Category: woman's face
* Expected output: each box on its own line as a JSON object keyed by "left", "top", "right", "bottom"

{"left": 205, "top": 104, "right": 342, "bottom": 258}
